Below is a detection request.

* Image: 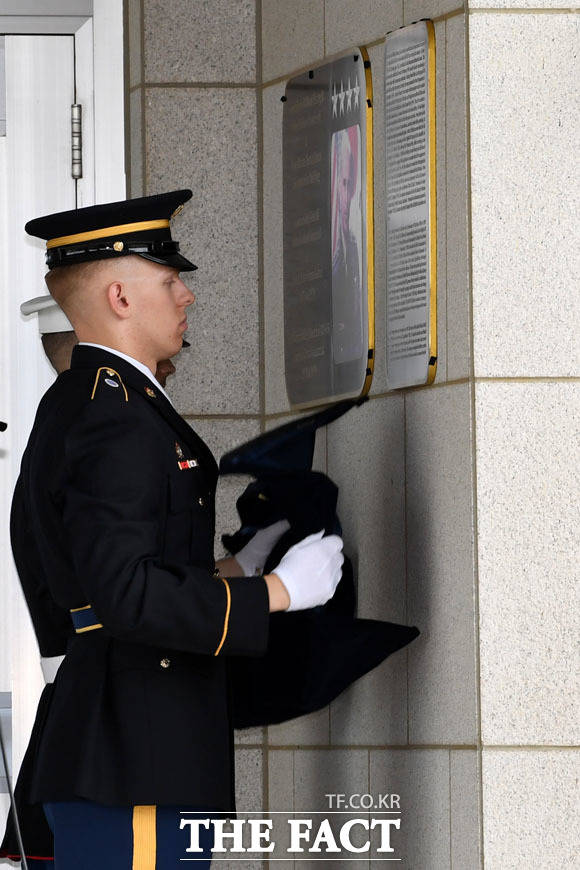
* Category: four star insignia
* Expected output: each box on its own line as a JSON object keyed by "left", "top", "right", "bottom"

{"left": 330, "top": 75, "right": 361, "bottom": 117}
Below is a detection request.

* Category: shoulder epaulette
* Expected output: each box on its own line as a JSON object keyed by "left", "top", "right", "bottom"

{"left": 90, "top": 367, "right": 129, "bottom": 402}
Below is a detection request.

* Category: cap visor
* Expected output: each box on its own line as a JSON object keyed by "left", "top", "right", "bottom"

{"left": 137, "top": 252, "right": 197, "bottom": 271}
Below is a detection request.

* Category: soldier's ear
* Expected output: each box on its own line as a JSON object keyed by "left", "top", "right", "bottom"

{"left": 106, "top": 280, "right": 131, "bottom": 319}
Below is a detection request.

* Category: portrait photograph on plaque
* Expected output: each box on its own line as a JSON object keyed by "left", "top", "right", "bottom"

{"left": 283, "top": 51, "right": 374, "bottom": 408}
{"left": 331, "top": 124, "right": 364, "bottom": 365}
{"left": 385, "top": 20, "right": 437, "bottom": 390}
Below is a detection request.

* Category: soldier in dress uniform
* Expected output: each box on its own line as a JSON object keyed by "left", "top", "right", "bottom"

{"left": 7, "top": 189, "right": 344, "bottom": 870}
{"left": 1, "top": 293, "right": 290, "bottom": 867}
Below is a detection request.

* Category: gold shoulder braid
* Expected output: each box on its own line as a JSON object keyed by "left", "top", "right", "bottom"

{"left": 90, "top": 367, "right": 129, "bottom": 402}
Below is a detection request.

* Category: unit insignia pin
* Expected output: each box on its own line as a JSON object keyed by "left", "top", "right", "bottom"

{"left": 145, "top": 386, "right": 156, "bottom": 398}
{"left": 175, "top": 442, "right": 185, "bottom": 460}
{"left": 105, "top": 378, "right": 119, "bottom": 388}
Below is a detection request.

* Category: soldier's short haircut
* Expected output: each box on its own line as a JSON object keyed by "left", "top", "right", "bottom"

{"left": 44, "top": 260, "right": 108, "bottom": 302}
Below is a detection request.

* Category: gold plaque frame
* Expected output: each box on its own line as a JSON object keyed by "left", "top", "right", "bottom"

{"left": 385, "top": 20, "right": 437, "bottom": 390}
{"left": 282, "top": 49, "right": 375, "bottom": 409}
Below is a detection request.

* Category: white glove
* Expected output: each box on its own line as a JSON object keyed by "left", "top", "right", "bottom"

{"left": 235, "top": 519, "right": 291, "bottom": 576}
{"left": 272, "top": 529, "right": 344, "bottom": 612}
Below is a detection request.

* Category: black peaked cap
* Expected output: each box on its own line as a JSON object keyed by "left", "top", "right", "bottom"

{"left": 25, "top": 189, "right": 197, "bottom": 272}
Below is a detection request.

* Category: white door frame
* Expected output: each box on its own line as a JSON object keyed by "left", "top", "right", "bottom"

{"left": 0, "top": 0, "right": 125, "bottom": 817}
{"left": 0, "top": 0, "right": 125, "bottom": 201}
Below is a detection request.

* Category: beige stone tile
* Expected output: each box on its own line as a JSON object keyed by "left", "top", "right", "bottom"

{"left": 268, "top": 707, "right": 330, "bottom": 746}
{"left": 445, "top": 13, "right": 470, "bottom": 381}
{"left": 369, "top": 749, "right": 451, "bottom": 865}
{"left": 482, "top": 749, "right": 579, "bottom": 869}
{"left": 268, "top": 748, "right": 295, "bottom": 809}
{"left": 235, "top": 748, "right": 264, "bottom": 811}
{"left": 330, "top": 657, "right": 409, "bottom": 745}
{"left": 327, "top": 395, "right": 409, "bottom": 744}
{"left": 291, "top": 750, "right": 370, "bottom": 866}
{"left": 325, "top": 0, "right": 403, "bottom": 55}
{"left": 235, "top": 725, "right": 265, "bottom": 745}
{"left": 469, "top": 13, "right": 580, "bottom": 377}
{"left": 476, "top": 382, "right": 580, "bottom": 744}
{"left": 267, "top": 749, "right": 295, "bottom": 864}
{"left": 146, "top": 87, "right": 260, "bottom": 414}
{"left": 127, "top": 0, "right": 142, "bottom": 88}
{"left": 294, "top": 748, "right": 369, "bottom": 808}
{"left": 144, "top": 0, "right": 256, "bottom": 83}
{"left": 129, "top": 89, "right": 143, "bottom": 198}
{"left": 231, "top": 748, "right": 267, "bottom": 863}
{"left": 450, "top": 750, "right": 481, "bottom": 869}
{"left": 327, "top": 395, "right": 406, "bottom": 619}
{"left": 405, "top": 0, "right": 463, "bottom": 21}
{"left": 262, "top": 0, "right": 324, "bottom": 83}
{"left": 406, "top": 384, "right": 478, "bottom": 744}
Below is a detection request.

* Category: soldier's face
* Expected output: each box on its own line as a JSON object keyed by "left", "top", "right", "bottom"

{"left": 129, "top": 260, "right": 195, "bottom": 360}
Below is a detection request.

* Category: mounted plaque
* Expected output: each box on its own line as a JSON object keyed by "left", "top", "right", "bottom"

{"left": 385, "top": 20, "right": 437, "bottom": 390}
{"left": 283, "top": 51, "right": 374, "bottom": 408}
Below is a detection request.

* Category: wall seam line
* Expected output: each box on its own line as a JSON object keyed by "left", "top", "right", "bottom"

{"left": 444, "top": 17, "right": 449, "bottom": 378}
{"left": 264, "top": 743, "right": 481, "bottom": 750}
{"left": 463, "top": 7, "right": 486, "bottom": 869}
{"left": 140, "top": 0, "right": 146, "bottom": 194}
{"left": 449, "top": 748, "right": 453, "bottom": 870}
{"left": 469, "top": 7, "right": 579, "bottom": 14}
{"left": 255, "top": 3, "right": 268, "bottom": 862}
{"left": 141, "top": 80, "right": 257, "bottom": 89}
{"left": 256, "top": 0, "right": 266, "bottom": 435}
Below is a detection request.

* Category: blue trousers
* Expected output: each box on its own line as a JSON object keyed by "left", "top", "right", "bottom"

{"left": 43, "top": 800, "right": 215, "bottom": 869}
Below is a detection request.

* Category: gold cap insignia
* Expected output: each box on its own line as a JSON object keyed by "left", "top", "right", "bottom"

{"left": 113, "top": 240, "right": 124, "bottom": 252}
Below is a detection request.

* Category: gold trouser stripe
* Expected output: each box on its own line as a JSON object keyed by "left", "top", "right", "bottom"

{"left": 214, "top": 577, "right": 231, "bottom": 656}
{"left": 46, "top": 219, "right": 170, "bottom": 249}
{"left": 90, "top": 367, "right": 129, "bottom": 402}
{"left": 132, "top": 805, "right": 156, "bottom": 870}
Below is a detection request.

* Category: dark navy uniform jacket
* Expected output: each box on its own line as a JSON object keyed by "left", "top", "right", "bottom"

{"left": 11, "top": 343, "right": 270, "bottom": 810}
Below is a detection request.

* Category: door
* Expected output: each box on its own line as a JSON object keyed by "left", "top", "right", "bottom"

{"left": 0, "top": 32, "right": 84, "bottom": 827}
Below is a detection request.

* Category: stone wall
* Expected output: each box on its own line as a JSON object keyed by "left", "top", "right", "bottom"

{"left": 125, "top": 1, "right": 579, "bottom": 866}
